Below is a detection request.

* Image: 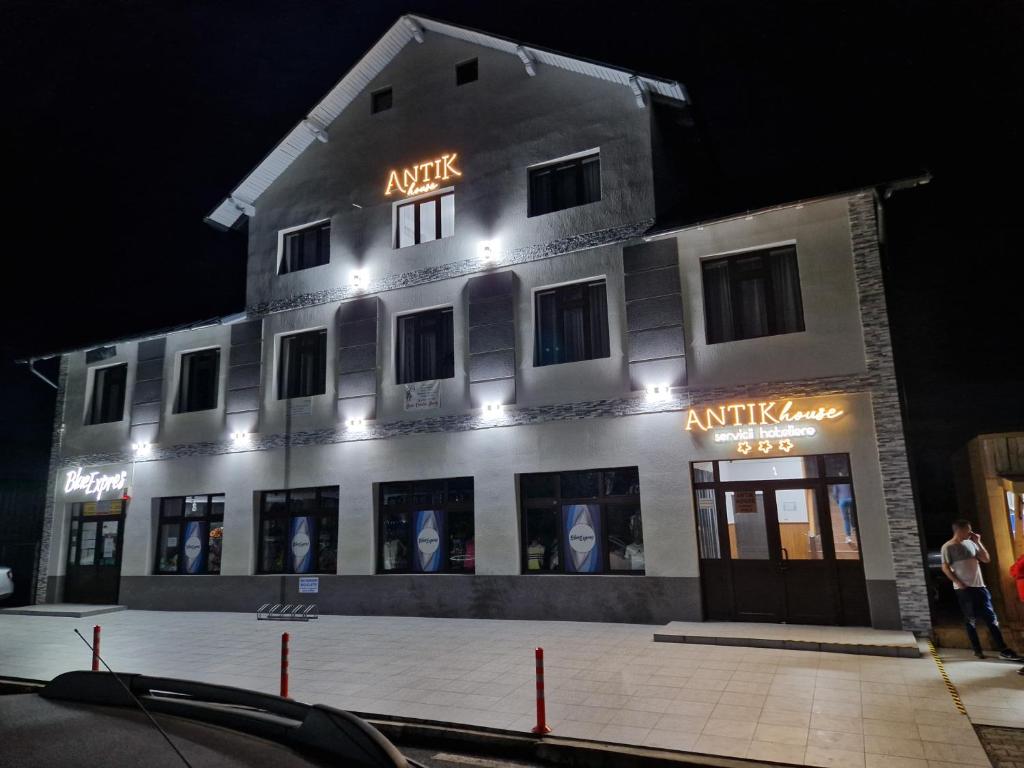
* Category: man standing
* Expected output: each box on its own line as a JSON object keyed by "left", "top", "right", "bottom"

{"left": 941, "top": 519, "right": 1018, "bottom": 660}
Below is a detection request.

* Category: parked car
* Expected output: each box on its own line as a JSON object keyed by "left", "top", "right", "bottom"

{"left": 0, "top": 670, "right": 423, "bottom": 767}
{"left": 0, "top": 566, "right": 13, "bottom": 600}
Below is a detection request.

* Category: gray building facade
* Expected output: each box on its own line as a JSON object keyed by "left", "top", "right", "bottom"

{"left": 35, "top": 16, "right": 930, "bottom": 632}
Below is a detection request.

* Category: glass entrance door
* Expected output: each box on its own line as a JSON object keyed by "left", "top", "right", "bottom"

{"left": 692, "top": 455, "right": 870, "bottom": 626}
{"left": 65, "top": 500, "right": 125, "bottom": 604}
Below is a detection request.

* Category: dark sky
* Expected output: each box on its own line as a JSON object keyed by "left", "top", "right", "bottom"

{"left": 1, "top": 1, "right": 1022, "bottom": 545}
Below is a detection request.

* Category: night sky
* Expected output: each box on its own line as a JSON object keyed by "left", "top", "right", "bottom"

{"left": 2, "top": 1, "right": 1022, "bottom": 546}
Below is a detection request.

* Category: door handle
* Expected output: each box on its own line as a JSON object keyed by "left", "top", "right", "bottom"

{"left": 781, "top": 547, "right": 789, "bottom": 560}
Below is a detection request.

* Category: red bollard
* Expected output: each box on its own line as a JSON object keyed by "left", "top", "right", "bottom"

{"left": 531, "top": 647, "right": 552, "bottom": 734}
{"left": 91, "top": 625, "right": 101, "bottom": 672}
{"left": 280, "top": 632, "right": 290, "bottom": 698}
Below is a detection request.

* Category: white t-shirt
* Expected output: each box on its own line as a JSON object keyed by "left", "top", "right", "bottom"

{"left": 941, "top": 539, "right": 985, "bottom": 589}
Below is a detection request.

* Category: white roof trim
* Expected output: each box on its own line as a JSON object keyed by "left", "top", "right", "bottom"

{"left": 206, "top": 14, "right": 688, "bottom": 229}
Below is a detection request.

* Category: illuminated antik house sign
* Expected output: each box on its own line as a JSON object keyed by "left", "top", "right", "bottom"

{"left": 64, "top": 467, "right": 128, "bottom": 500}
{"left": 384, "top": 153, "right": 462, "bottom": 197}
{"left": 685, "top": 400, "right": 845, "bottom": 455}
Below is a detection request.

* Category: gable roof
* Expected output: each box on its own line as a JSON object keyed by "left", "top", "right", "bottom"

{"left": 205, "top": 13, "right": 688, "bottom": 230}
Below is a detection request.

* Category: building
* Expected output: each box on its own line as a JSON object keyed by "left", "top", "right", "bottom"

{"left": 952, "top": 433, "right": 1024, "bottom": 647}
{"left": 32, "top": 15, "right": 930, "bottom": 632}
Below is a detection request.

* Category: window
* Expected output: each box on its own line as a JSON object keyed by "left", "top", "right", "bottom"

{"left": 278, "top": 329, "right": 326, "bottom": 399}
{"left": 521, "top": 468, "right": 644, "bottom": 574}
{"left": 258, "top": 487, "right": 338, "bottom": 574}
{"left": 154, "top": 495, "right": 225, "bottom": 574}
{"left": 279, "top": 222, "right": 329, "bottom": 274}
{"left": 396, "top": 191, "right": 454, "bottom": 248}
{"left": 176, "top": 348, "right": 220, "bottom": 413}
{"left": 528, "top": 152, "right": 600, "bottom": 217}
{"left": 456, "top": 58, "right": 478, "bottom": 85}
{"left": 702, "top": 244, "right": 805, "bottom": 344}
{"left": 371, "top": 87, "right": 392, "bottom": 114}
{"left": 379, "top": 478, "right": 474, "bottom": 573}
{"left": 396, "top": 307, "right": 454, "bottom": 384}
{"left": 87, "top": 363, "right": 127, "bottom": 424}
{"left": 534, "top": 280, "right": 610, "bottom": 366}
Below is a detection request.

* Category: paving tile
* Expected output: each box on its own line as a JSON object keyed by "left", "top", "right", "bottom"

{"left": 759, "top": 708, "right": 811, "bottom": 727}
{"left": 804, "top": 745, "right": 867, "bottom": 768}
{"left": 865, "top": 756, "right": 927, "bottom": 768}
{"left": 747, "top": 740, "right": 807, "bottom": 764}
{"left": 710, "top": 703, "right": 762, "bottom": 722}
{"left": 752, "top": 722, "right": 808, "bottom": 745}
{"left": 596, "top": 723, "right": 652, "bottom": 745}
{"left": 920, "top": 741, "right": 991, "bottom": 766}
{"left": 703, "top": 718, "right": 756, "bottom": 739}
{"left": 694, "top": 734, "right": 750, "bottom": 758}
{"left": 643, "top": 729, "right": 699, "bottom": 751}
{"left": 809, "top": 729, "right": 867, "bottom": 752}
{"left": 811, "top": 714, "right": 864, "bottom": 734}
{"left": 863, "top": 734, "right": 926, "bottom": 759}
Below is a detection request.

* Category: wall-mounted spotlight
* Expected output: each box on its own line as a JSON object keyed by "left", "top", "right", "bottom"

{"left": 350, "top": 270, "right": 366, "bottom": 291}
{"left": 477, "top": 239, "right": 498, "bottom": 264}
{"left": 645, "top": 384, "right": 672, "bottom": 402}
{"left": 482, "top": 401, "right": 504, "bottom": 418}
{"left": 131, "top": 442, "right": 152, "bottom": 456}
{"left": 230, "top": 431, "right": 250, "bottom": 444}
{"left": 347, "top": 417, "right": 366, "bottom": 428}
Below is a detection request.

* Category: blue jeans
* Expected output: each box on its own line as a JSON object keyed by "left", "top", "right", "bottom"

{"left": 955, "top": 586, "right": 1007, "bottom": 654}
{"left": 839, "top": 499, "right": 855, "bottom": 537}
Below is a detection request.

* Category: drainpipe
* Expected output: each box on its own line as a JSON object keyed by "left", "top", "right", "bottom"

{"left": 27, "top": 358, "right": 58, "bottom": 389}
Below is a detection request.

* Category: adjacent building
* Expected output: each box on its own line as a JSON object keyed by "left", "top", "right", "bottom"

{"left": 33, "top": 15, "right": 931, "bottom": 632}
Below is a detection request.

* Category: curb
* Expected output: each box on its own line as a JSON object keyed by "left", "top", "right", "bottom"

{"left": 362, "top": 714, "right": 793, "bottom": 768}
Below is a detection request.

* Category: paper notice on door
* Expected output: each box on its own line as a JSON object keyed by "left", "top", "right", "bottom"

{"left": 103, "top": 538, "right": 114, "bottom": 558}
{"left": 734, "top": 490, "right": 759, "bottom": 514}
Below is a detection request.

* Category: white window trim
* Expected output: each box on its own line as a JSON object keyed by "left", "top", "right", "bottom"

{"left": 171, "top": 345, "right": 223, "bottom": 415}
{"left": 274, "top": 326, "right": 329, "bottom": 401}
{"left": 698, "top": 239, "right": 798, "bottom": 262}
{"left": 276, "top": 218, "right": 331, "bottom": 274}
{"left": 391, "top": 186, "right": 455, "bottom": 249}
{"left": 527, "top": 147, "right": 600, "bottom": 169}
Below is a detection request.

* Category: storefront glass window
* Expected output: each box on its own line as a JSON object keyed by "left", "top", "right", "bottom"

{"left": 694, "top": 488, "right": 721, "bottom": 558}
{"left": 521, "top": 468, "right": 644, "bottom": 575}
{"left": 726, "top": 490, "right": 770, "bottom": 559}
{"left": 776, "top": 489, "right": 823, "bottom": 560}
{"left": 257, "top": 487, "right": 338, "bottom": 574}
{"left": 823, "top": 454, "right": 851, "bottom": 478}
{"left": 377, "top": 478, "right": 474, "bottom": 574}
{"left": 828, "top": 483, "right": 860, "bottom": 560}
{"left": 154, "top": 494, "right": 225, "bottom": 575}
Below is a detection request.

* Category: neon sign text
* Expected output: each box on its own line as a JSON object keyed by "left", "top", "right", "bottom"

{"left": 685, "top": 400, "right": 843, "bottom": 432}
{"left": 385, "top": 153, "right": 462, "bottom": 197}
{"left": 64, "top": 467, "right": 128, "bottom": 500}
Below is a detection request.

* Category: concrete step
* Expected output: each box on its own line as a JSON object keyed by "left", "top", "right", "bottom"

{"left": 0, "top": 604, "right": 126, "bottom": 618}
{"left": 653, "top": 620, "right": 921, "bottom": 657}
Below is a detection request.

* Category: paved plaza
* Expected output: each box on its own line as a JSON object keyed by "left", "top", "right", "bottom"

{"left": 0, "top": 611, "right": 1017, "bottom": 767}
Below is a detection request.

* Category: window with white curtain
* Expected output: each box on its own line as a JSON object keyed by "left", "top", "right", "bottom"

{"left": 701, "top": 245, "right": 805, "bottom": 344}
{"left": 396, "top": 191, "right": 454, "bottom": 248}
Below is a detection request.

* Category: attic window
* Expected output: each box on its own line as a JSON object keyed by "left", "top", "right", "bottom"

{"left": 371, "top": 87, "right": 393, "bottom": 114}
{"left": 456, "top": 59, "right": 478, "bottom": 86}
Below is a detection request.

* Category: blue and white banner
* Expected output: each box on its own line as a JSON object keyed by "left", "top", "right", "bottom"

{"left": 290, "top": 516, "right": 314, "bottom": 574}
{"left": 563, "top": 504, "right": 601, "bottom": 573}
{"left": 414, "top": 509, "right": 443, "bottom": 573}
{"left": 183, "top": 521, "right": 205, "bottom": 574}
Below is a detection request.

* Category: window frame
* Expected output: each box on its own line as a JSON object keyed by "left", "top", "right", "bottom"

{"left": 377, "top": 477, "right": 475, "bottom": 574}
{"left": 86, "top": 362, "right": 128, "bottom": 425}
{"left": 520, "top": 467, "right": 644, "bottom": 575}
{"left": 152, "top": 494, "right": 225, "bottom": 575}
{"left": 455, "top": 58, "right": 478, "bottom": 86}
{"left": 527, "top": 150, "right": 601, "bottom": 217}
{"left": 277, "top": 328, "right": 327, "bottom": 400}
{"left": 371, "top": 87, "right": 393, "bottom": 114}
{"left": 257, "top": 486, "right": 339, "bottom": 575}
{"left": 700, "top": 243, "right": 806, "bottom": 344}
{"left": 395, "top": 306, "right": 455, "bottom": 385}
{"left": 277, "top": 220, "right": 331, "bottom": 275}
{"left": 533, "top": 278, "right": 611, "bottom": 367}
{"left": 394, "top": 190, "right": 455, "bottom": 249}
{"left": 175, "top": 347, "right": 221, "bottom": 414}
